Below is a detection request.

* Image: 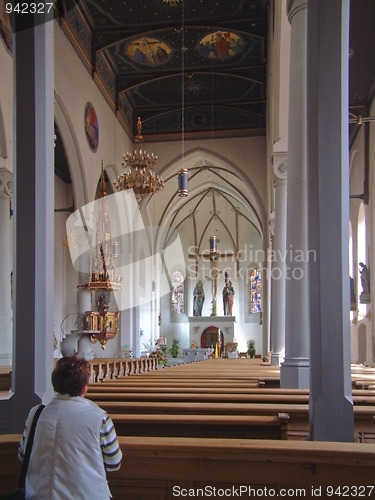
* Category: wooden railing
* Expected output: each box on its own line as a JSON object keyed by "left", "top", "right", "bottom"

{"left": 88, "top": 356, "right": 159, "bottom": 382}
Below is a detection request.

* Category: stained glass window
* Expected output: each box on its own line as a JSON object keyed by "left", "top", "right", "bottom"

{"left": 250, "top": 269, "right": 261, "bottom": 313}
{"left": 171, "top": 270, "right": 184, "bottom": 313}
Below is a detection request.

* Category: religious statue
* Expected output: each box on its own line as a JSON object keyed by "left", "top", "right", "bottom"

{"left": 193, "top": 280, "right": 205, "bottom": 316}
{"left": 359, "top": 262, "right": 370, "bottom": 294}
{"left": 96, "top": 291, "right": 109, "bottom": 314}
{"left": 223, "top": 280, "right": 235, "bottom": 315}
{"left": 359, "top": 262, "right": 370, "bottom": 304}
{"left": 206, "top": 254, "right": 221, "bottom": 315}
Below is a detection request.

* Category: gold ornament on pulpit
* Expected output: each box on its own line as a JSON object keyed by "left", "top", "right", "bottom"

{"left": 78, "top": 162, "right": 121, "bottom": 348}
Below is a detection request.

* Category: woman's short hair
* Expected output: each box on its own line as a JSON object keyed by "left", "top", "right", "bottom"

{"left": 51, "top": 355, "right": 90, "bottom": 396}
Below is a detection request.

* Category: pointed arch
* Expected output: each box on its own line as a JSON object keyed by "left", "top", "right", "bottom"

{"left": 0, "top": 102, "right": 7, "bottom": 159}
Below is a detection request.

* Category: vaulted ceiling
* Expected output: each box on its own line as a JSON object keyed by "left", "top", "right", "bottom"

{"left": 348, "top": 0, "right": 375, "bottom": 140}
{"left": 54, "top": 0, "right": 375, "bottom": 255}
{"left": 58, "top": 0, "right": 268, "bottom": 140}
{"left": 56, "top": 0, "right": 375, "bottom": 148}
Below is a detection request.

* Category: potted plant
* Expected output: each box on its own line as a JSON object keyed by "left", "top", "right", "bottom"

{"left": 168, "top": 339, "right": 180, "bottom": 358}
{"left": 247, "top": 339, "right": 256, "bottom": 358}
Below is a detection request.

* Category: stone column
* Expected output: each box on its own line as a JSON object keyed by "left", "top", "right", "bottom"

{"left": 307, "top": 0, "right": 353, "bottom": 441}
{"left": 0, "top": 16, "right": 55, "bottom": 433}
{"left": 0, "top": 168, "right": 12, "bottom": 365}
{"left": 270, "top": 154, "right": 287, "bottom": 366}
{"left": 280, "top": 0, "right": 310, "bottom": 388}
{"left": 77, "top": 285, "right": 93, "bottom": 359}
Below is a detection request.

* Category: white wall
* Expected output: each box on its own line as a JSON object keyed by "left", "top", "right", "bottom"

{"left": 349, "top": 98, "right": 374, "bottom": 364}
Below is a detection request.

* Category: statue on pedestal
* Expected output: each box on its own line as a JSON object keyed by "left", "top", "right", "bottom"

{"left": 193, "top": 280, "right": 205, "bottom": 316}
{"left": 359, "top": 262, "right": 370, "bottom": 304}
{"left": 223, "top": 280, "right": 235, "bottom": 315}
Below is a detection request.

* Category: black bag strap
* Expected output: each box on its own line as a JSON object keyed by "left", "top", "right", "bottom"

{"left": 18, "top": 404, "right": 45, "bottom": 490}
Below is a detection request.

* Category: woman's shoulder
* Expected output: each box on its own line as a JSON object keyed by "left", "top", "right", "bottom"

{"left": 81, "top": 396, "right": 107, "bottom": 415}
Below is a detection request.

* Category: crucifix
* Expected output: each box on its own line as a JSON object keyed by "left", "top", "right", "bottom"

{"left": 206, "top": 237, "right": 221, "bottom": 315}
{"left": 188, "top": 236, "right": 236, "bottom": 316}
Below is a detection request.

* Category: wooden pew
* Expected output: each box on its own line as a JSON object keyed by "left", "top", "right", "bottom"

{"left": 87, "top": 390, "right": 311, "bottom": 403}
{"left": 87, "top": 389, "right": 375, "bottom": 406}
{"left": 2, "top": 435, "right": 375, "bottom": 500}
{"left": 93, "top": 400, "right": 375, "bottom": 443}
{"left": 109, "top": 436, "right": 375, "bottom": 499}
{"left": 0, "top": 369, "right": 11, "bottom": 392}
{"left": 354, "top": 380, "right": 375, "bottom": 390}
{"left": 110, "top": 413, "right": 290, "bottom": 440}
{"left": 86, "top": 358, "right": 375, "bottom": 442}
{"left": 88, "top": 382, "right": 375, "bottom": 399}
{"left": 86, "top": 359, "right": 375, "bottom": 443}
{"left": 0, "top": 434, "right": 21, "bottom": 496}
{"left": 88, "top": 385, "right": 309, "bottom": 395}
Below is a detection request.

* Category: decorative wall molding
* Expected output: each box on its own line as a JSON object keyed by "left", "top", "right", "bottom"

{"left": 287, "top": 0, "right": 308, "bottom": 24}
{"left": 272, "top": 153, "right": 288, "bottom": 180}
{"left": 0, "top": 168, "right": 12, "bottom": 197}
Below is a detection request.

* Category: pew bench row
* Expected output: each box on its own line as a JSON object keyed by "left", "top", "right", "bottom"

{"left": 110, "top": 413, "right": 291, "bottom": 440}
{"left": 94, "top": 400, "right": 375, "bottom": 443}
{"left": 110, "top": 436, "right": 375, "bottom": 500}
{"left": 88, "top": 382, "right": 375, "bottom": 399}
{"left": 2, "top": 435, "right": 375, "bottom": 500}
{"left": 87, "top": 390, "right": 375, "bottom": 406}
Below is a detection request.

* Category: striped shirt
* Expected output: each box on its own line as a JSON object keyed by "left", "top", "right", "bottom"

{"left": 100, "top": 413, "right": 122, "bottom": 471}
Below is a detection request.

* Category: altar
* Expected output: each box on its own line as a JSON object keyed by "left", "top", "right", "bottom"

{"left": 188, "top": 316, "right": 236, "bottom": 351}
{"left": 182, "top": 347, "right": 213, "bottom": 363}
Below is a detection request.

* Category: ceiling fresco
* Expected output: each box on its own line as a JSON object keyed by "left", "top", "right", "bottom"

{"left": 52, "top": 0, "right": 375, "bottom": 270}
{"left": 54, "top": 0, "right": 375, "bottom": 187}
{"left": 58, "top": 0, "right": 268, "bottom": 139}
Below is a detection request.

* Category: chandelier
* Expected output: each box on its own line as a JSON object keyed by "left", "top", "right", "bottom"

{"left": 114, "top": 117, "right": 164, "bottom": 203}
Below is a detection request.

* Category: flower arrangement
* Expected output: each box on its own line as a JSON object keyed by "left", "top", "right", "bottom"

{"left": 148, "top": 339, "right": 168, "bottom": 366}
{"left": 149, "top": 348, "right": 168, "bottom": 366}
{"left": 225, "top": 342, "right": 238, "bottom": 353}
{"left": 191, "top": 342, "right": 197, "bottom": 348}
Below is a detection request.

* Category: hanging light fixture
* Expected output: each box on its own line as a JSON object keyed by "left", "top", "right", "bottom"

{"left": 114, "top": 117, "right": 164, "bottom": 204}
{"left": 177, "top": 3, "right": 189, "bottom": 197}
{"left": 209, "top": 235, "right": 217, "bottom": 254}
{"left": 178, "top": 168, "right": 188, "bottom": 197}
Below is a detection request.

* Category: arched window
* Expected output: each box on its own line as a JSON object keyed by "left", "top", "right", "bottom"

{"left": 249, "top": 269, "right": 261, "bottom": 313}
{"left": 349, "top": 221, "right": 356, "bottom": 311}
{"left": 171, "top": 270, "right": 184, "bottom": 313}
{"left": 357, "top": 203, "right": 368, "bottom": 317}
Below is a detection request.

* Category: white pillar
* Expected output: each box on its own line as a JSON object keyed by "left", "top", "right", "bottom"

{"left": 281, "top": 0, "right": 309, "bottom": 388}
{"left": 0, "top": 15, "right": 55, "bottom": 433}
{"left": 0, "top": 168, "right": 12, "bottom": 366}
{"left": 77, "top": 284, "right": 92, "bottom": 313}
{"left": 307, "top": 0, "right": 354, "bottom": 441}
{"left": 76, "top": 286, "right": 93, "bottom": 359}
{"left": 270, "top": 154, "right": 287, "bottom": 365}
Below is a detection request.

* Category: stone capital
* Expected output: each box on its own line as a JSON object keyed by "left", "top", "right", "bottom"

{"left": 287, "top": 0, "right": 308, "bottom": 24}
{"left": 0, "top": 168, "right": 13, "bottom": 197}
{"left": 272, "top": 153, "right": 288, "bottom": 180}
{"left": 269, "top": 217, "right": 275, "bottom": 238}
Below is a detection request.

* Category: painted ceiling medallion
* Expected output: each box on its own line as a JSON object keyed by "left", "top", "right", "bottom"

{"left": 161, "top": 0, "right": 182, "bottom": 6}
{"left": 198, "top": 31, "right": 245, "bottom": 60}
{"left": 84, "top": 102, "right": 99, "bottom": 152}
{"left": 126, "top": 37, "right": 172, "bottom": 67}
